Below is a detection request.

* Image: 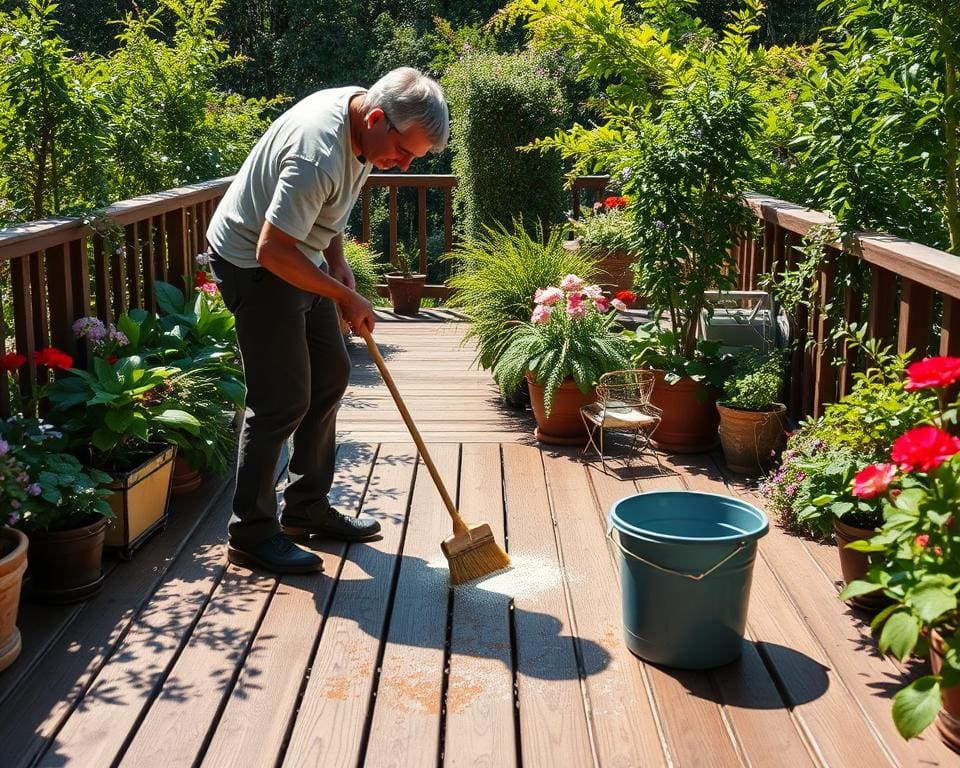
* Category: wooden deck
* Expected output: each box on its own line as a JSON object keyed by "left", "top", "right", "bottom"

{"left": 0, "top": 316, "right": 956, "bottom": 767}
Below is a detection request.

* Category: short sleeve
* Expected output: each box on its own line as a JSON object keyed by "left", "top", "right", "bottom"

{"left": 264, "top": 156, "right": 334, "bottom": 241}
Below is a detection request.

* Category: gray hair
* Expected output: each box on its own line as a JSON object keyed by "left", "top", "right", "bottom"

{"left": 362, "top": 67, "right": 450, "bottom": 152}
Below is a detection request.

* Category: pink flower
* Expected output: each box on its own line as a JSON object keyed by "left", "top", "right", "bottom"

{"left": 915, "top": 534, "right": 930, "bottom": 548}
{"left": 583, "top": 284, "right": 603, "bottom": 299}
{"left": 851, "top": 463, "right": 898, "bottom": 499}
{"left": 531, "top": 305, "right": 552, "bottom": 324}
{"left": 611, "top": 298, "right": 627, "bottom": 312}
{"left": 559, "top": 274, "right": 585, "bottom": 292}
{"left": 904, "top": 356, "right": 960, "bottom": 390}
{"left": 594, "top": 297, "right": 610, "bottom": 312}
{"left": 566, "top": 294, "right": 587, "bottom": 318}
{"left": 891, "top": 426, "right": 960, "bottom": 472}
{"left": 534, "top": 286, "right": 563, "bottom": 306}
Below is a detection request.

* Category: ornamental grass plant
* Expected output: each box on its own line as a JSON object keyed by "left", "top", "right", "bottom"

{"left": 493, "top": 274, "right": 631, "bottom": 416}
{"left": 445, "top": 221, "right": 599, "bottom": 372}
{"left": 840, "top": 355, "right": 960, "bottom": 742}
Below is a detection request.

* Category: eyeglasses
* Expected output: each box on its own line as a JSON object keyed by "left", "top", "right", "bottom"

{"left": 383, "top": 112, "right": 415, "bottom": 163}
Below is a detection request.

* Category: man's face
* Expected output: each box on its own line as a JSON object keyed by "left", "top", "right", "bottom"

{"left": 365, "top": 108, "right": 433, "bottom": 171}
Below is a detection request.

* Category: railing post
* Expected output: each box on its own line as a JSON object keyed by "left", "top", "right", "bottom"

{"left": 164, "top": 208, "right": 190, "bottom": 293}
{"left": 867, "top": 266, "right": 896, "bottom": 347}
{"left": 418, "top": 184, "right": 427, "bottom": 274}
{"left": 897, "top": 279, "right": 934, "bottom": 358}
{"left": 941, "top": 297, "right": 960, "bottom": 356}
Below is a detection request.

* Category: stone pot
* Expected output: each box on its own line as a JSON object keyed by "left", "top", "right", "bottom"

{"left": 526, "top": 375, "right": 595, "bottom": 446}
{"left": 648, "top": 370, "right": 721, "bottom": 453}
{"left": 386, "top": 272, "right": 426, "bottom": 316}
{"left": 717, "top": 403, "right": 786, "bottom": 475}
{"left": 0, "top": 527, "right": 28, "bottom": 672}
{"left": 930, "top": 629, "right": 960, "bottom": 754}
{"left": 27, "top": 516, "right": 108, "bottom": 604}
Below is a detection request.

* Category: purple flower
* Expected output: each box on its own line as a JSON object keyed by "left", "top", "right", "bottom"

{"left": 795, "top": 471, "right": 806, "bottom": 481}
{"left": 26, "top": 483, "right": 41, "bottom": 496}
{"left": 6, "top": 512, "right": 18, "bottom": 526}
{"left": 73, "top": 317, "right": 107, "bottom": 342}
{"left": 0, "top": 439, "right": 7, "bottom": 457}
{"left": 785, "top": 484, "right": 797, "bottom": 497}
{"left": 195, "top": 252, "right": 212, "bottom": 266}
{"left": 655, "top": 220, "right": 666, "bottom": 231}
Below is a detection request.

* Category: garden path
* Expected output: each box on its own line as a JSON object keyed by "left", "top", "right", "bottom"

{"left": 0, "top": 315, "right": 955, "bottom": 767}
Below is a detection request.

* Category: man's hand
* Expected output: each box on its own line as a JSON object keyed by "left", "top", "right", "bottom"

{"left": 339, "top": 290, "right": 376, "bottom": 337}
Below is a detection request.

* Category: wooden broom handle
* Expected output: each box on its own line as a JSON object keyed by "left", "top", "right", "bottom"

{"left": 359, "top": 326, "right": 467, "bottom": 532}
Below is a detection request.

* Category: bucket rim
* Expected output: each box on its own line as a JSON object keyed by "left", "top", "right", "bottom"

{"left": 608, "top": 489, "right": 769, "bottom": 544}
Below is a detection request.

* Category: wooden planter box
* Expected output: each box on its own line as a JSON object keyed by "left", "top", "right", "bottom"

{"left": 103, "top": 445, "right": 177, "bottom": 560}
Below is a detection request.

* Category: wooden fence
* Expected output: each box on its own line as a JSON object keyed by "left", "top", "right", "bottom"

{"left": 2, "top": 174, "right": 958, "bottom": 421}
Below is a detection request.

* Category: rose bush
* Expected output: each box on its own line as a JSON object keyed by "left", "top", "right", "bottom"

{"left": 840, "top": 355, "right": 960, "bottom": 741}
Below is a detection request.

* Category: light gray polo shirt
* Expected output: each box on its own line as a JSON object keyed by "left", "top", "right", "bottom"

{"left": 207, "top": 87, "right": 373, "bottom": 269}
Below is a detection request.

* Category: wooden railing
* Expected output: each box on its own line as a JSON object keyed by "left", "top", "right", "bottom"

{"left": 737, "top": 194, "right": 960, "bottom": 420}
{"left": 5, "top": 172, "right": 956, "bottom": 423}
{"left": 0, "top": 178, "right": 230, "bottom": 415}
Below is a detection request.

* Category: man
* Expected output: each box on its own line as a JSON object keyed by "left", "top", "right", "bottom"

{"left": 206, "top": 68, "right": 449, "bottom": 574}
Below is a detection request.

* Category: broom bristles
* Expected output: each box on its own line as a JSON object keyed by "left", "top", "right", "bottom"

{"left": 446, "top": 538, "right": 511, "bottom": 585}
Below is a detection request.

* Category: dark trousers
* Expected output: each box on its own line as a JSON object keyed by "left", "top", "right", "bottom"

{"left": 212, "top": 255, "right": 351, "bottom": 548}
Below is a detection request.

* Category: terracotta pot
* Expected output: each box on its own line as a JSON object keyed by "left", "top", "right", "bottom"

{"left": 386, "top": 273, "right": 426, "bottom": 316}
{"left": 930, "top": 629, "right": 960, "bottom": 754}
{"left": 526, "top": 375, "right": 596, "bottom": 446}
{"left": 648, "top": 370, "right": 721, "bottom": 453}
{"left": 0, "top": 527, "right": 28, "bottom": 672}
{"left": 27, "top": 516, "right": 107, "bottom": 603}
{"left": 717, "top": 403, "right": 786, "bottom": 475}
{"left": 833, "top": 518, "right": 890, "bottom": 613}
{"left": 171, "top": 455, "right": 202, "bottom": 495}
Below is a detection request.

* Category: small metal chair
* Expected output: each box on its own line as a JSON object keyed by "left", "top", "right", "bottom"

{"left": 580, "top": 370, "right": 662, "bottom": 472}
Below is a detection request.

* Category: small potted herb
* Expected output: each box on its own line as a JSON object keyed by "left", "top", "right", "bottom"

{"left": 717, "top": 348, "right": 786, "bottom": 475}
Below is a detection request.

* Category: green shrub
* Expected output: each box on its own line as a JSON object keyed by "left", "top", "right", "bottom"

{"left": 720, "top": 348, "right": 785, "bottom": 411}
{"left": 343, "top": 238, "right": 384, "bottom": 303}
{"left": 443, "top": 51, "right": 568, "bottom": 241}
{"left": 444, "top": 221, "right": 598, "bottom": 372}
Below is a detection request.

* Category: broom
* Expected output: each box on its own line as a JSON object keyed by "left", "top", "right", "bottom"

{"left": 359, "top": 326, "right": 511, "bottom": 584}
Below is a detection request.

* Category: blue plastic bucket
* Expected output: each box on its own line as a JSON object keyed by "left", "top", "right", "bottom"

{"left": 608, "top": 490, "right": 768, "bottom": 669}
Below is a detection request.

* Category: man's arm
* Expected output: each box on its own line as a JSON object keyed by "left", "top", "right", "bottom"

{"left": 323, "top": 233, "right": 356, "bottom": 291}
{"left": 257, "top": 221, "right": 375, "bottom": 334}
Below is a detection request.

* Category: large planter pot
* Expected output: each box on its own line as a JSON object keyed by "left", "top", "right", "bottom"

{"left": 171, "top": 455, "right": 202, "bottom": 496}
{"left": 648, "top": 370, "right": 721, "bottom": 453}
{"left": 386, "top": 272, "right": 426, "bottom": 316}
{"left": 833, "top": 518, "right": 889, "bottom": 613}
{"left": 27, "top": 516, "right": 107, "bottom": 603}
{"left": 717, "top": 403, "right": 786, "bottom": 475}
{"left": 527, "top": 375, "right": 596, "bottom": 446}
{"left": 930, "top": 629, "right": 960, "bottom": 754}
{"left": 102, "top": 444, "right": 176, "bottom": 560}
{"left": 0, "top": 527, "right": 28, "bottom": 672}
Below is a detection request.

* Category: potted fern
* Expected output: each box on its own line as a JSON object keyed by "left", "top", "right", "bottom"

{"left": 385, "top": 241, "right": 426, "bottom": 316}
{"left": 493, "top": 275, "right": 631, "bottom": 444}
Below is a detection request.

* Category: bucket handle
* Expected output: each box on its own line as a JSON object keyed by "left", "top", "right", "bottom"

{"left": 607, "top": 527, "right": 747, "bottom": 581}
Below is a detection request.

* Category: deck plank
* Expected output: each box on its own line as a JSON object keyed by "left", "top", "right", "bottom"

{"left": 0, "top": 477, "right": 230, "bottom": 768}
{"left": 362, "top": 444, "right": 457, "bottom": 767}
{"left": 502, "top": 443, "right": 594, "bottom": 768}
{"left": 444, "top": 443, "right": 516, "bottom": 768}
{"left": 281, "top": 443, "right": 416, "bottom": 768}
{"left": 201, "top": 443, "right": 376, "bottom": 768}
{"left": 542, "top": 450, "right": 670, "bottom": 768}
{"left": 35, "top": 492, "right": 233, "bottom": 768}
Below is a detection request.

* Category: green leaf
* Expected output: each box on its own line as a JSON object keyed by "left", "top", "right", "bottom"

{"left": 892, "top": 676, "right": 941, "bottom": 740}
{"left": 91, "top": 427, "right": 119, "bottom": 452}
{"left": 104, "top": 410, "right": 134, "bottom": 433}
{"left": 155, "top": 409, "right": 201, "bottom": 434}
{"left": 155, "top": 281, "right": 186, "bottom": 315}
{"left": 839, "top": 580, "right": 882, "bottom": 600}
{"left": 879, "top": 611, "right": 920, "bottom": 660}
{"left": 907, "top": 585, "right": 957, "bottom": 625}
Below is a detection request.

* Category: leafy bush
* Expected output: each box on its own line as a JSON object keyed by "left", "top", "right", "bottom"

{"left": 443, "top": 50, "right": 568, "bottom": 241}
{"left": 566, "top": 196, "right": 637, "bottom": 252}
{"left": 343, "top": 238, "right": 384, "bottom": 303}
{"left": 761, "top": 343, "right": 936, "bottom": 537}
{"left": 444, "top": 221, "right": 599, "bottom": 371}
{"left": 624, "top": 323, "right": 735, "bottom": 390}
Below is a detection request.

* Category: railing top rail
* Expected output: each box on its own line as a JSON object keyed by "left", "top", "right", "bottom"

{"left": 746, "top": 192, "right": 960, "bottom": 300}
{"left": 0, "top": 177, "right": 233, "bottom": 261}
{"left": 365, "top": 173, "right": 457, "bottom": 188}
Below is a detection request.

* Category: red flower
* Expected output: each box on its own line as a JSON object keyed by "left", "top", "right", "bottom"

{"left": 106, "top": 355, "right": 118, "bottom": 365}
{"left": 851, "top": 463, "right": 898, "bottom": 499}
{"left": 195, "top": 270, "right": 219, "bottom": 295}
{"left": 604, "top": 195, "right": 628, "bottom": 210}
{"left": 615, "top": 290, "right": 637, "bottom": 306}
{"left": 891, "top": 426, "right": 960, "bottom": 472}
{"left": 904, "top": 356, "right": 960, "bottom": 390}
{"left": 33, "top": 347, "right": 73, "bottom": 370}
{"left": 915, "top": 534, "right": 930, "bottom": 548}
{"left": 0, "top": 352, "right": 26, "bottom": 371}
